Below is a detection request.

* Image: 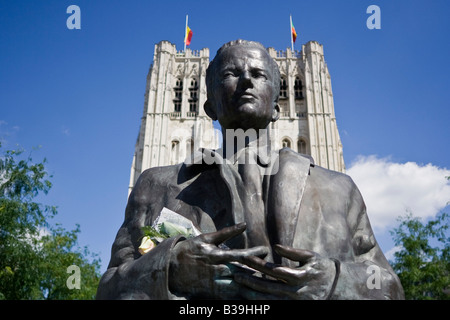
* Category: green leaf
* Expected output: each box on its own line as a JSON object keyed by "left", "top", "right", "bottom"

{"left": 141, "top": 225, "right": 168, "bottom": 241}
{"left": 160, "top": 221, "right": 191, "bottom": 238}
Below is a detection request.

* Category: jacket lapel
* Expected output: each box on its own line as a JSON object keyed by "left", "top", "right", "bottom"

{"left": 266, "top": 149, "right": 312, "bottom": 265}
{"left": 185, "top": 147, "right": 312, "bottom": 260}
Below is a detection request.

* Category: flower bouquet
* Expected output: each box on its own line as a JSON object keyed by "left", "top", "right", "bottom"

{"left": 139, "top": 207, "right": 202, "bottom": 255}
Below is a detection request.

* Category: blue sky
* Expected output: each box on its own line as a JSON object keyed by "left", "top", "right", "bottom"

{"left": 1, "top": 0, "right": 449, "bottom": 273}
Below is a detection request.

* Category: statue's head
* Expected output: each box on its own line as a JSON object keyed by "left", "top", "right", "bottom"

{"left": 204, "top": 40, "right": 280, "bottom": 131}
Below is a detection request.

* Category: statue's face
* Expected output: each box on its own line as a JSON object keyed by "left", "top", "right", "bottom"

{"left": 207, "top": 45, "right": 278, "bottom": 130}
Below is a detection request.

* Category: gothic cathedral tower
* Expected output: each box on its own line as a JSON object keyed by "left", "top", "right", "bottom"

{"left": 128, "top": 41, "right": 220, "bottom": 194}
{"left": 267, "top": 41, "right": 345, "bottom": 173}
{"left": 129, "top": 40, "right": 345, "bottom": 194}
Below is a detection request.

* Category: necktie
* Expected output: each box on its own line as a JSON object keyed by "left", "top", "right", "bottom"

{"left": 236, "top": 148, "right": 270, "bottom": 249}
{"left": 218, "top": 148, "right": 271, "bottom": 252}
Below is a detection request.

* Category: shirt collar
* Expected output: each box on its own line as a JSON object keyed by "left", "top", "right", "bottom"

{"left": 184, "top": 145, "right": 274, "bottom": 168}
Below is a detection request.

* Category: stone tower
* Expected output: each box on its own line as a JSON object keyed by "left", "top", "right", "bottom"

{"left": 267, "top": 41, "right": 345, "bottom": 173}
{"left": 129, "top": 40, "right": 345, "bottom": 194}
{"left": 128, "top": 41, "right": 220, "bottom": 194}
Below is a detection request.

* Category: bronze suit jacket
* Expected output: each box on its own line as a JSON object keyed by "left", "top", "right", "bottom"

{"left": 96, "top": 148, "right": 404, "bottom": 299}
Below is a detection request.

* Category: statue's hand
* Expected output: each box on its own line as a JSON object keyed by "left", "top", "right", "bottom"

{"left": 168, "top": 223, "right": 269, "bottom": 299}
{"left": 235, "top": 244, "right": 338, "bottom": 300}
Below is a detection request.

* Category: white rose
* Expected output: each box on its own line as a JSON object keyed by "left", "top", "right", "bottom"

{"left": 138, "top": 236, "right": 156, "bottom": 255}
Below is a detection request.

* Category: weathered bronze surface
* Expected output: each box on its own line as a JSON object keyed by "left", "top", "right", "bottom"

{"left": 97, "top": 40, "right": 404, "bottom": 300}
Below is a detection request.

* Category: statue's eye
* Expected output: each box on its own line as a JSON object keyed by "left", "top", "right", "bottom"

{"left": 222, "top": 70, "right": 236, "bottom": 79}
{"left": 252, "top": 70, "right": 267, "bottom": 80}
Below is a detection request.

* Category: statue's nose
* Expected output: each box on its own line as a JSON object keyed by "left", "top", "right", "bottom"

{"left": 239, "top": 70, "right": 253, "bottom": 89}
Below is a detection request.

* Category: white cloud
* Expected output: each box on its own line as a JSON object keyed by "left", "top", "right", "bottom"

{"left": 22, "top": 227, "right": 51, "bottom": 250}
{"left": 347, "top": 155, "right": 450, "bottom": 231}
{"left": 384, "top": 246, "right": 402, "bottom": 262}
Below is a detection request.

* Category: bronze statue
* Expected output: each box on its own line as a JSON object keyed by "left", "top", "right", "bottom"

{"left": 96, "top": 40, "right": 404, "bottom": 300}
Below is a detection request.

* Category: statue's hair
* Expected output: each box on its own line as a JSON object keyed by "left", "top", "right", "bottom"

{"left": 214, "top": 39, "right": 267, "bottom": 59}
{"left": 205, "top": 39, "right": 280, "bottom": 104}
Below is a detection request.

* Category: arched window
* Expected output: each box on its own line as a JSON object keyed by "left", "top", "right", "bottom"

{"left": 186, "top": 138, "right": 194, "bottom": 159}
{"left": 170, "top": 140, "right": 180, "bottom": 165}
{"left": 282, "top": 138, "right": 291, "bottom": 149}
{"left": 188, "top": 78, "right": 198, "bottom": 113}
{"left": 298, "top": 138, "right": 307, "bottom": 154}
{"left": 294, "top": 77, "right": 303, "bottom": 99}
{"left": 173, "top": 78, "right": 183, "bottom": 112}
{"left": 280, "top": 77, "right": 288, "bottom": 99}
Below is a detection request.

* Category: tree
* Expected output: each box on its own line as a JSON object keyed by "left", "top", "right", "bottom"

{"left": 389, "top": 211, "right": 449, "bottom": 300}
{"left": 0, "top": 144, "right": 101, "bottom": 299}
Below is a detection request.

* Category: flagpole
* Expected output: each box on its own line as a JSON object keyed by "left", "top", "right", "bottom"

{"left": 290, "top": 15, "right": 294, "bottom": 52}
{"left": 184, "top": 14, "right": 188, "bottom": 52}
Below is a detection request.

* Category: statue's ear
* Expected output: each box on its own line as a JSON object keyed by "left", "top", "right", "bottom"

{"left": 271, "top": 103, "right": 280, "bottom": 122}
{"left": 204, "top": 100, "right": 217, "bottom": 121}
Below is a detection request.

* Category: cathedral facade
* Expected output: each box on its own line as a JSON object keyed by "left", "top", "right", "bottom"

{"left": 128, "top": 40, "right": 345, "bottom": 194}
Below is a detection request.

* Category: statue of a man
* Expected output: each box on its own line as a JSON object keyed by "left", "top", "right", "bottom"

{"left": 96, "top": 40, "right": 404, "bottom": 300}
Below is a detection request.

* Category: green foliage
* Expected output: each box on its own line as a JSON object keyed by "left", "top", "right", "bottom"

{"left": 0, "top": 144, "right": 101, "bottom": 299}
{"left": 141, "top": 221, "right": 195, "bottom": 243}
{"left": 390, "top": 211, "right": 450, "bottom": 300}
{"left": 141, "top": 225, "right": 168, "bottom": 241}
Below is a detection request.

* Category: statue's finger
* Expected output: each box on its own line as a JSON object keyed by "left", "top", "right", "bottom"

{"left": 201, "top": 222, "right": 246, "bottom": 245}
{"left": 239, "top": 255, "right": 309, "bottom": 285}
{"left": 209, "top": 246, "right": 269, "bottom": 264}
{"left": 274, "top": 244, "right": 317, "bottom": 263}
{"left": 234, "top": 273, "right": 298, "bottom": 299}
